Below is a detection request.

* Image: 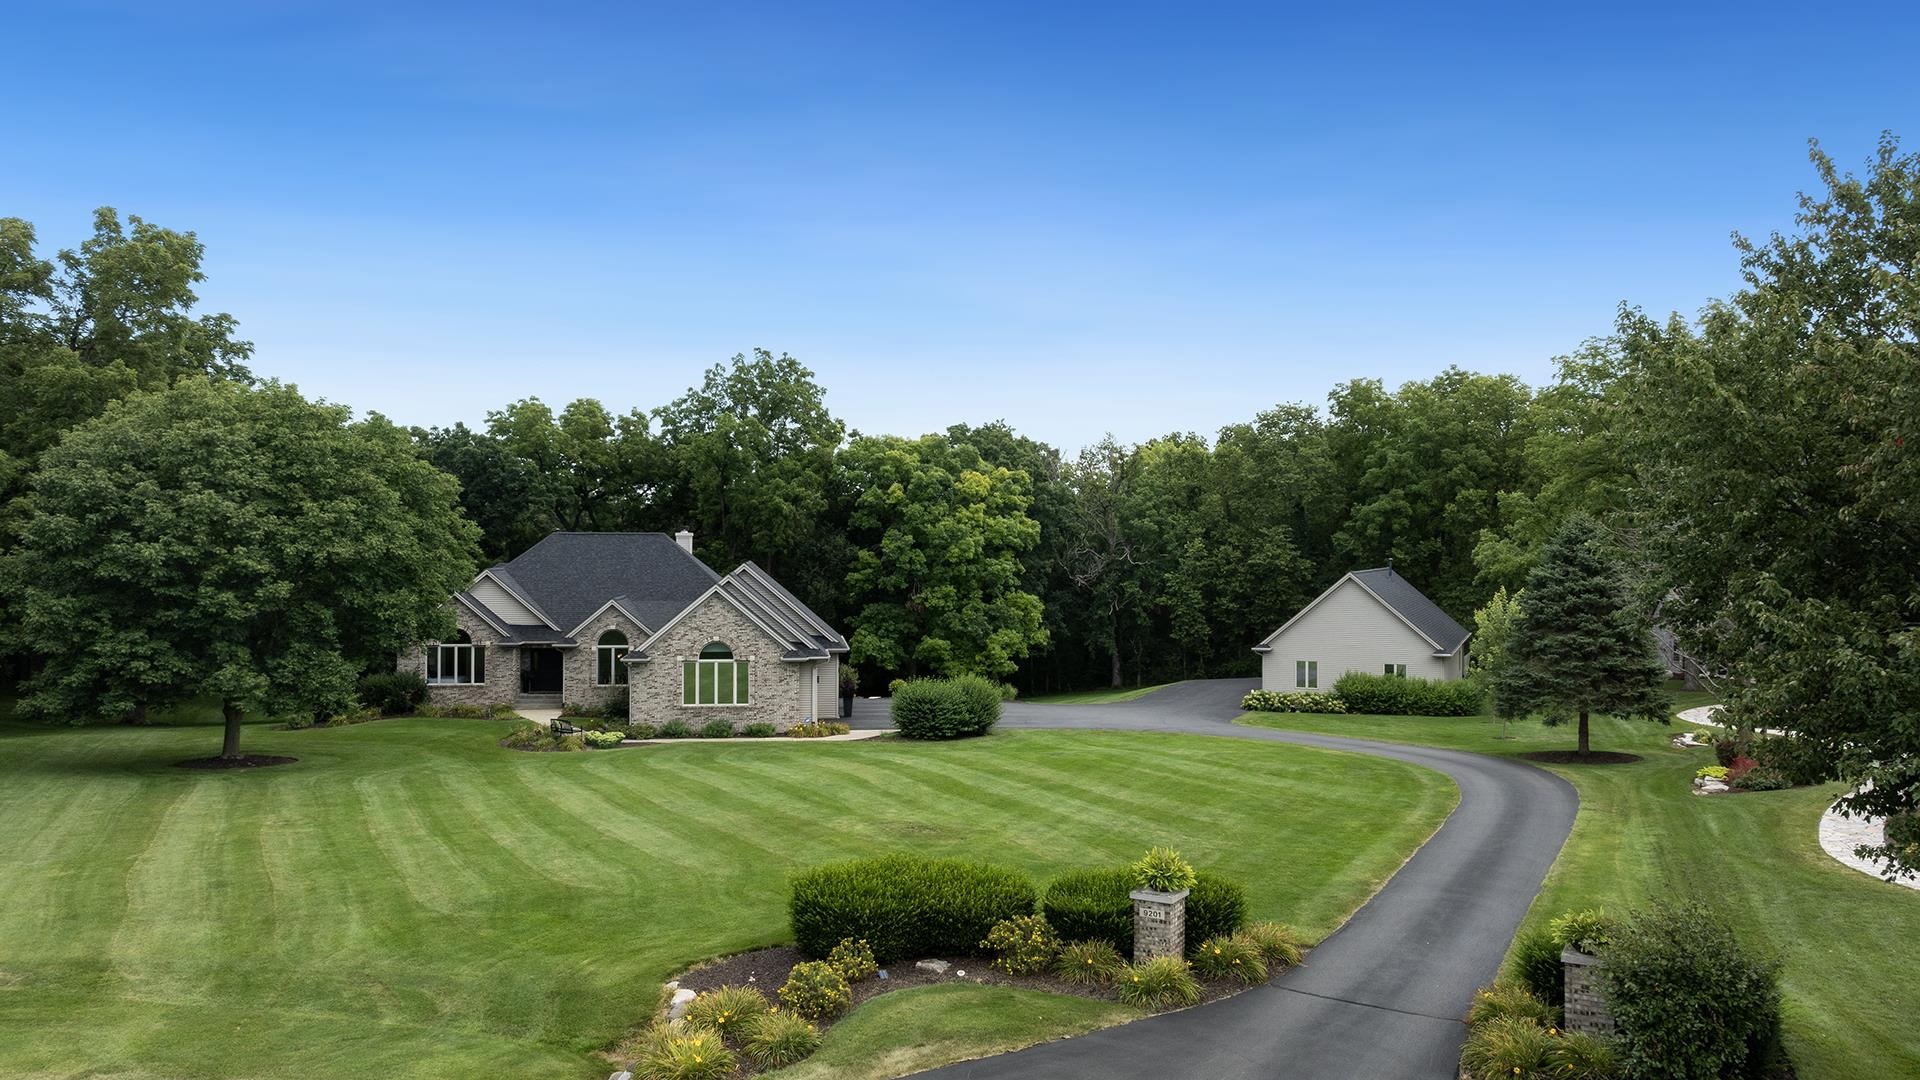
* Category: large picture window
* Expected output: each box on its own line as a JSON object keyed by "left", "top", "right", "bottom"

{"left": 427, "top": 630, "right": 484, "bottom": 685}
{"left": 682, "top": 641, "right": 750, "bottom": 705}
{"left": 596, "top": 629, "right": 629, "bottom": 685}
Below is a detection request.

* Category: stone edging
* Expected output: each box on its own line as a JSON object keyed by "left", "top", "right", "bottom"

{"left": 1818, "top": 790, "right": 1920, "bottom": 891}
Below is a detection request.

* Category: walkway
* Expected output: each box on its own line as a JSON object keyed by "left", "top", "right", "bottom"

{"left": 850, "top": 680, "right": 1578, "bottom": 1079}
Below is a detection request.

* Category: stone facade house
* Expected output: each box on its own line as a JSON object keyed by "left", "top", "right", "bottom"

{"left": 401, "top": 531, "right": 847, "bottom": 727}
{"left": 1253, "top": 566, "right": 1470, "bottom": 691}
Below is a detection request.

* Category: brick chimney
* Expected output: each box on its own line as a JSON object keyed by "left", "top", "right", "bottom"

{"left": 675, "top": 529, "right": 694, "bottom": 553}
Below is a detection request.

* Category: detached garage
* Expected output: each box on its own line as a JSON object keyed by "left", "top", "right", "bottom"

{"left": 1253, "top": 567, "right": 1471, "bottom": 691}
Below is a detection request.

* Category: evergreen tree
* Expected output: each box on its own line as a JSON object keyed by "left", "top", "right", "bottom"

{"left": 1494, "top": 518, "right": 1669, "bottom": 756}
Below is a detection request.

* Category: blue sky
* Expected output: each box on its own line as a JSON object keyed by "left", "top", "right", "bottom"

{"left": 9, "top": 2, "right": 1917, "bottom": 450}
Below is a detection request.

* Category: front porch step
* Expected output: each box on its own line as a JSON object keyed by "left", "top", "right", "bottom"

{"left": 517, "top": 693, "right": 562, "bottom": 707}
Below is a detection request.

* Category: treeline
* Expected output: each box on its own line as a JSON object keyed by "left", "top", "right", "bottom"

{"left": 412, "top": 351, "right": 1599, "bottom": 692}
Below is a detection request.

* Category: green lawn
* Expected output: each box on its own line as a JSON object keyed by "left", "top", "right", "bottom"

{"left": 0, "top": 717, "right": 1455, "bottom": 1079}
{"left": 1024, "top": 682, "right": 1177, "bottom": 704}
{"left": 1239, "top": 695, "right": 1920, "bottom": 1079}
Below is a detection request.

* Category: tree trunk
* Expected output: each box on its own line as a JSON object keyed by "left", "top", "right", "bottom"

{"left": 1577, "top": 708, "right": 1590, "bottom": 757}
{"left": 220, "top": 701, "right": 245, "bottom": 760}
{"left": 1110, "top": 649, "right": 1122, "bottom": 688}
{"left": 121, "top": 702, "right": 148, "bottom": 726}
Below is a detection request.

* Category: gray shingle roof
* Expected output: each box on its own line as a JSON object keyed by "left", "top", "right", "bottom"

{"left": 1349, "top": 567, "right": 1471, "bottom": 653}
{"left": 491, "top": 532, "right": 719, "bottom": 632}
{"left": 717, "top": 561, "right": 849, "bottom": 657}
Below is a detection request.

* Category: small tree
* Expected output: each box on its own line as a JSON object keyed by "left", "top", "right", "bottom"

{"left": 1470, "top": 586, "right": 1523, "bottom": 736}
{"left": 1494, "top": 518, "right": 1669, "bottom": 756}
{"left": 2, "top": 378, "right": 479, "bottom": 760}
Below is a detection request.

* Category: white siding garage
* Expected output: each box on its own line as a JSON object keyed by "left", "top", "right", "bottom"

{"left": 1254, "top": 568, "right": 1471, "bottom": 691}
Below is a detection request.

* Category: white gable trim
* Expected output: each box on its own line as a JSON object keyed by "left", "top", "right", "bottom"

{"left": 472, "top": 569, "right": 558, "bottom": 629}
{"left": 1251, "top": 572, "right": 1448, "bottom": 655}
{"left": 633, "top": 580, "right": 794, "bottom": 657}
{"left": 566, "top": 598, "right": 650, "bottom": 640}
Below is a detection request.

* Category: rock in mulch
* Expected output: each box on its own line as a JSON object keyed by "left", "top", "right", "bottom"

{"left": 914, "top": 958, "right": 951, "bottom": 975}
{"left": 1693, "top": 779, "right": 1732, "bottom": 796}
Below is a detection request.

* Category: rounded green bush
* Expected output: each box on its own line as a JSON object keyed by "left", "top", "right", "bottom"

{"left": 789, "top": 854, "right": 1037, "bottom": 961}
{"left": 1601, "top": 900, "right": 1782, "bottom": 1079}
{"left": 890, "top": 677, "right": 999, "bottom": 739}
{"left": 827, "top": 937, "right": 878, "bottom": 982}
{"left": 1041, "top": 867, "right": 1246, "bottom": 957}
{"left": 696, "top": 717, "right": 733, "bottom": 738}
{"left": 777, "top": 960, "right": 851, "bottom": 1021}
{"left": 742, "top": 1010, "right": 821, "bottom": 1068}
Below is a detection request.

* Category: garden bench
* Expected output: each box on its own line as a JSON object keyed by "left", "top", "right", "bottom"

{"left": 550, "top": 716, "right": 581, "bottom": 736}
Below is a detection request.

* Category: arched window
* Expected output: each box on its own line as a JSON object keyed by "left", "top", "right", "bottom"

{"left": 684, "top": 641, "right": 749, "bottom": 705}
{"left": 596, "top": 629, "right": 630, "bottom": 686}
{"left": 427, "top": 630, "right": 483, "bottom": 685}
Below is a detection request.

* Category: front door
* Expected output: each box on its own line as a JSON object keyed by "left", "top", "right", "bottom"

{"left": 520, "top": 647, "right": 563, "bottom": 693}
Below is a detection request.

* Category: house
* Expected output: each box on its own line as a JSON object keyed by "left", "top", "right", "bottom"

{"left": 1252, "top": 566, "right": 1470, "bottom": 691}
{"left": 402, "top": 530, "right": 848, "bottom": 727}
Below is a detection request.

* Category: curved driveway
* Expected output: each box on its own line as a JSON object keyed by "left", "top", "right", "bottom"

{"left": 851, "top": 679, "right": 1577, "bottom": 1080}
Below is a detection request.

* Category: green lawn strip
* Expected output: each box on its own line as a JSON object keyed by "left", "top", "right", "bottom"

{"left": 1236, "top": 696, "right": 1920, "bottom": 1079}
{"left": 0, "top": 720, "right": 1453, "bottom": 1080}
{"left": 1024, "top": 682, "right": 1178, "bottom": 704}
{"left": 764, "top": 983, "right": 1138, "bottom": 1080}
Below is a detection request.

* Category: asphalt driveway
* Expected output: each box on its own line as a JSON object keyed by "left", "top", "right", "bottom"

{"left": 851, "top": 679, "right": 1577, "bottom": 1079}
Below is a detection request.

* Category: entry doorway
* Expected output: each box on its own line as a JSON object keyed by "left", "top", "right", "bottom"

{"left": 520, "top": 647, "right": 563, "bottom": 694}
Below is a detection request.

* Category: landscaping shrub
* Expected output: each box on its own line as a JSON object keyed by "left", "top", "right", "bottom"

{"left": 787, "top": 720, "right": 850, "bottom": 738}
{"left": 322, "top": 705, "right": 383, "bottom": 727}
{"left": 556, "top": 733, "right": 585, "bottom": 751}
{"left": 632, "top": 1025, "right": 734, "bottom": 1080}
{"left": 887, "top": 677, "right": 907, "bottom": 696}
{"left": 1548, "top": 909, "right": 1613, "bottom": 954}
{"left": 696, "top": 718, "right": 733, "bottom": 739}
{"left": 1115, "top": 956, "right": 1202, "bottom": 1010}
{"left": 741, "top": 1010, "right": 821, "bottom": 1068}
{"left": 999, "top": 681, "right": 1019, "bottom": 701}
{"left": 1332, "top": 671, "right": 1484, "bottom": 715}
{"left": 1466, "top": 980, "right": 1558, "bottom": 1027}
{"left": 358, "top": 671, "right": 428, "bottom": 715}
{"left": 602, "top": 687, "right": 630, "bottom": 722}
{"left": 1550, "top": 1032, "right": 1619, "bottom": 1080}
{"left": 1235, "top": 921, "right": 1303, "bottom": 968}
{"left": 891, "top": 677, "right": 998, "bottom": 739}
{"left": 1042, "top": 867, "right": 1244, "bottom": 957}
{"left": 417, "top": 702, "right": 522, "bottom": 720}
{"left": 627, "top": 721, "right": 658, "bottom": 739}
{"left": 1725, "top": 755, "right": 1760, "bottom": 782}
{"left": 827, "top": 937, "right": 878, "bottom": 982}
{"left": 789, "top": 854, "right": 1037, "bottom": 961}
{"left": 1130, "top": 847, "right": 1197, "bottom": 893}
{"left": 1731, "top": 769, "right": 1792, "bottom": 792}
{"left": 776, "top": 960, "right": 851, "bottom": 1021}
{"left": 741, "top": 721, "right": 778, "bottom": 738}
{"left": 1506, "top": 925, "right": 1566, "bottom": 1008}
{"left": 1696, "top": 765, "right": 1729, "bottom": 781}
{"left": 1191, "top": 935, "right": 1266, "bottom": 983}
{"left": 583, "top": 729, "right": 625, "bottom": 749}
{"left": 1712, "top": 734, "right": 1752, "bottom": 768}
{"left": 1054, "top": 939, "right": 1127, "bottom": 985}
{"left": 1601, "top": 899, "right": 1782, "bottom": 1080}
{"left": 683, "top": 984, "right": 769, "bottom": 1038}
{"left": 1186, "top": 872, "right": 1248, "bottom": 946}
{"left": 1042, "top": 867, "right": 1135, "bottom": 950}
{"left": 1239, "top": 689, "right": 1349, "bottom": 714}
{"left": 981, "top": 913, "right": 1061, "bottom": 974}
{"left": 1459, "top": 1015, "right": 1556, "bottom": 1079}
{"left": 658, "top": 718, "right": 693, "bottom": 738}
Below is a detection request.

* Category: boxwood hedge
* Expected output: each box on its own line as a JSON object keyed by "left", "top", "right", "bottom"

{"left": 890, "top": 675, "right": 1001, "bottom": 739}
{"left": 1040, "top": 866, "right": 1247, "bottom": 957}
{"left": 1332, "top": 671, "right": 1484, "bottom": 716}
{"left": 789, "top": 854, "right": 1036, "bottom": 961}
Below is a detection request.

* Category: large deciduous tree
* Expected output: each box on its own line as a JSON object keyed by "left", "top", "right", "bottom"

{"left": 1618, "top": 136, "right": 1920, "bottom": 869}
{"left": 842, "top": 433, "right": 1046, "bottom": 678}
{"left": 1, "top": 379, "right": 479, "bottom": 760}
{"left": 1494, "top": 519, "right": 1670, "bottom": 756}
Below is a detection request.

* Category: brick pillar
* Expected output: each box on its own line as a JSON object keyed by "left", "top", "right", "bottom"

{"left": 1129, "top": 888, "right": 1189, "bottom": 963}
{"left": 1561, "top": 947, "right": 1615, "bottom": 1037}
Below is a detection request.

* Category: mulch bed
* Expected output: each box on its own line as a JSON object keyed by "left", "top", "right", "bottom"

{"left": 1517, "top": 750, "right": 1642, "bottom": 765}
{"left": 172, "top": 755, "right": 298, "bottom": 769}
{"left": 677, "top": 942, "right": 1278, "bottom": 1014}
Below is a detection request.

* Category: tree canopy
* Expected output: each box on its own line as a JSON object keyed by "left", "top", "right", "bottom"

{"left": 2, "top": 379, "right": 479, "bottom": 759}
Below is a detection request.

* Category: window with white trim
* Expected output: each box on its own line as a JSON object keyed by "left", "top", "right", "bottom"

{"left": 1384, "top": 663, "right": 1407, "bottom": 677}
{"left": 1295, "top": 660, "right": 1318, "bottom": 688}
{"left": 427, "top": 630, "right": 483, "bottom": 685}
{"left": 596, "top": 629, "right": 629, "bottom": 685}
{"left": 683, "top": 641, "right": 750, "bottom": 705}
